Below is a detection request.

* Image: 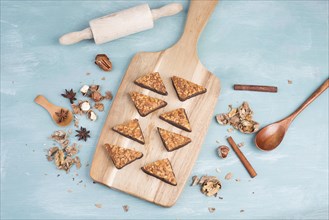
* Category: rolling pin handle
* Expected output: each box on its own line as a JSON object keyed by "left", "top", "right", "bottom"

{"left": 151, "top": 3, "right": 183, "bottom": 21}
{"left": 59, "top": 28, "right": 93, "bottom": 45}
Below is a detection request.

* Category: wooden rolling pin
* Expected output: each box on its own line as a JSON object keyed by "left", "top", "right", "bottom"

{"left": 59, "top": 3, "right": 183, "bottom": 45}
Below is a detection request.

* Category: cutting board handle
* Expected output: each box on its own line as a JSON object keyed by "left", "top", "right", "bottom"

{"left": 176, "top": 0, "right": 218, "bottom": 52}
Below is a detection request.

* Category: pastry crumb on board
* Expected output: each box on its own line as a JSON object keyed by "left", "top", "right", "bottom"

{"left": 134, "top": 72, "right": 168, "bottom": 95}
{"left": 141, "top": 158, "right": 177, "bottom": 186}
{"left": 171, "top": 75, "right": 207, "bottom": 101}
{"left": 112, "top": 119, "right": 145, "bottom": 144}
{"left": 159, "top": 108, "right": 191, "bottom": 132}
{"left": 157, "top": 127, "right": 191, "bottom": 152}
{"left": 104, "top": 144, "right": 143, "bottom": 169}
{"left": 129, "top": 92, "right": 167, "bottom": 117}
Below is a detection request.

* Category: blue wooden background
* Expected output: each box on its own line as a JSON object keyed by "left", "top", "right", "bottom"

{"left": 1, "top": 0, "right": 328, "bottom": 219}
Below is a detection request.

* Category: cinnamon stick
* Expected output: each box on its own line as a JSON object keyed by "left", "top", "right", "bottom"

{"left": 227, "top": 136, "right": 257, "bottom": 178}
{"left": 233, "top": 84, "right": 277, "bottom": 93}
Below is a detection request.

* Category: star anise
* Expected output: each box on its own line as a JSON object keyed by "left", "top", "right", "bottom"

{"left": 75, "top": 127, "right": 90, "bottom": 142}
{"left": 61, "top": 89, "right": 77, "bottom": 104}
{"left": 55, "top": 109, "right": 69, "bottom": 123}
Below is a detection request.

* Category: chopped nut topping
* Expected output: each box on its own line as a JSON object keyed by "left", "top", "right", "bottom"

{"left": 208, "top": 207, "right": 216, "bottom": 213}
{"left": 95, "top": 54, "right": 112, "bottom": 71}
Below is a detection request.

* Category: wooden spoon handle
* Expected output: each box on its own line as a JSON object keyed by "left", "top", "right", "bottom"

{"left": 177, "top": 0, "right": 218, "bottom": 50}
{"left": 34, "top": 95, "right": 55, "bottom": 113}
{"left": 288, "top": 78, "right": 329, "bottom": 122}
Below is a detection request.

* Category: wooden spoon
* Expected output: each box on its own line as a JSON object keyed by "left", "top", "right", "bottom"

{"left": 34, "top": 95, "right": 73, "bottom": 127}
{"left": 255, "top": 79, "right": 329, "bottom": 151}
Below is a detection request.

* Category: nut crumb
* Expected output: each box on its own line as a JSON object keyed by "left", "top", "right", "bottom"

{"left": 191, "top": 175, "right": 199, "bottom": 186}
{"left": 240, "top": 209, "right": 244, "bottom": 213}
{"left": 208, "top": 207, "right": 216, "bottom": 213}
{"left": 216, "top": 168, "right": 221, "bottom": 173}
{"left": 122, "top": 205, "right": 129, "bottom": 212}
{"left": 288, "top": 80, "right": 293, "bottom": 84}
{"left": 237, "top": 142, "right": 245, "bottom": 147}
{"left": 95, "top": 204, "right": 102, "bottom": 208}
{"left": 235, "top": 178, "right": 241, "bottom": 182}
{"left": 104, "top": 91, "right": 113, "bottom": 100}
{"left": 94, "top": 103, "right": 104, "bottom": 112}
{"left": 225, "top": 172, "right": 233, "bottom": 180}
{"left": 101, "top": 77, "right": 105, "bottom": 80}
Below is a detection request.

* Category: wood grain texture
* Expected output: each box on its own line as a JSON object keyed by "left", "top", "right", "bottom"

{"left": 90, "top": 0, "right": 220, "bottom": 207}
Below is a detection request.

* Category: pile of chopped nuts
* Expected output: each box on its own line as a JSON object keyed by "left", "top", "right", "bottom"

{"left": 215, "top": 102, "right": 259, "bottom": 134}
{"left": 47, "top": 130, "right": 81, "bottom": 173}
{"left": 68, "top": 84, "right": 112, "bottom": 125}
{"left": 191, "top": 175, "right": 222, "bottom": 197}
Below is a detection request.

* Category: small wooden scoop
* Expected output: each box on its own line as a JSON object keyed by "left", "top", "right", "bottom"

{"left": 34, "top": 95, "right": 73, "bottom": 127}
{"left": 255, "top": 78, "right": 329, "bottom": 151}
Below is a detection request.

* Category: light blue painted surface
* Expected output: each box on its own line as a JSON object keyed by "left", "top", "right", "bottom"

{"left": 1, "top": 0, "right": 328, "bottom": 219}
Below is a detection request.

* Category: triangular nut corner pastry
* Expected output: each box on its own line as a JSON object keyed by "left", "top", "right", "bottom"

{"left": 129, "top": 92, "right": 167, "bottom": 117}
{"left": 172, "top": 76, "right": 207, "bottom": 101}
{"left": 134, "top": 72, "right": 168, "bottom": 95}
{"left": 104, "top": 144, "right": 143, "bottom": 169}
{"left": 159, "top": 108, "right": 192, "bottom": 132}
{"left": 112, "top": 119, "right": 145, "bottom": 144}
{"left": 141, "top": 158, "right": 177, "bottom": 186}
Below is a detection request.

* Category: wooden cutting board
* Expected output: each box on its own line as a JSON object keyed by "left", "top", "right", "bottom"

{"left": 90, "top": 0, "right": 220, "bottom": 207}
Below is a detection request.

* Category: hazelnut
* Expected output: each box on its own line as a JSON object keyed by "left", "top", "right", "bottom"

{"left": 80, "top": 85, "right": 89, "bottom": 96}
{"left": 87, "top": 110, "right": 97, "bottom": 121}
{"left": 79, "top": 101, "right": 91, "bottom": 112}
{"left": 217, "top": 145, "right": 230, "bottom": 159}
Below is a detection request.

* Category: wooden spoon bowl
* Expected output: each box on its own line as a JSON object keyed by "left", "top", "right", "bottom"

{"left": 34, "top": 95, "right": 73, "bottom": 127}
{"left": 255, "top": 79, "right": 329, "bottom": 151}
